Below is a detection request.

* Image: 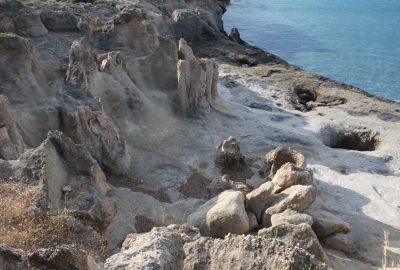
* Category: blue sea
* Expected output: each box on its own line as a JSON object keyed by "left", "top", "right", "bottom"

{"left": 223, "top": 0, "right": 400, "bottom": 101}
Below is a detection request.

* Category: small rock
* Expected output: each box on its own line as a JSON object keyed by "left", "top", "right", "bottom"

{"left": 228, "top": 28, "right": 244, "bottom": 44}
{"left": 247, "top": 210, "right": 259, "bottom": 231}
{"left": 215, "top": 136, "right": 246, "bottom": 169}
{"left": 272, "top": 162, "right": 314, "bottom": 192}
{"left": 271, "top": 209, "right": 313, "bottom": 226}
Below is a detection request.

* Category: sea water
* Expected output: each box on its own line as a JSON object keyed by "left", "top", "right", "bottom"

{"left": 223, "top": 0, "right": 400, "bottom": 101}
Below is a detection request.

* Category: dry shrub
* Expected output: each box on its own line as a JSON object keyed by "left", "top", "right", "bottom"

{"left": 0, "top": 180, "right": 107, "bottom": 258}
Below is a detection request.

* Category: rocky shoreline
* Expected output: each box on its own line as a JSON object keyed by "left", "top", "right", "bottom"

{"left": 0, "top": 0, "right": 399, "bottom": 269}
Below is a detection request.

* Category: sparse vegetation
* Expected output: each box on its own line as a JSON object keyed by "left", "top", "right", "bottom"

{"left": 382, "top": 230, "right": 400, "bottom": 269}
{"left": 0, "top": 180, "right": 107, "bottom": 258}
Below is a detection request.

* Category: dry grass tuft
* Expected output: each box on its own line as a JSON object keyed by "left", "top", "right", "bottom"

{"left": 0, "top": 180, "right": 107, "bottom": 258}
{"left": 382, "top": 230, "right": 400, "bottom": 270}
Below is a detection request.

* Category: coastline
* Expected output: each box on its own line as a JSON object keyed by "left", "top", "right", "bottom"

{"left": 0, "top": 0, "right": 399, "bottom": 268}
{"left": 222, "top": 0, "right": 400, "bottom": 102}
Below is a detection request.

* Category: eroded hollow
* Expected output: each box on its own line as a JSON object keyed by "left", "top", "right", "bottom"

{"left": 320, "top": 125, "right": 380, "bottom": 151}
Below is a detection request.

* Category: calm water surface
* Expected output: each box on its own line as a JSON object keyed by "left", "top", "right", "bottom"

{"left": 223, "top": 0, "right": 400, "bottom": 100}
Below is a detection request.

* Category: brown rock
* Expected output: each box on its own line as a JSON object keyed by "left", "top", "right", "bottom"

{"left": 176, "top": 38, "right": 218, "bottom": 114}
{"left": 271, "top": 209, "right": 313, "bottom": 226}
{"left": 264, "top": 147, "right": 306, "bottom": 179}
{"left": 262, "top": 185, "right": 317, "bottom": 227}
{"left": 272, "top": 162, "right": 314, "bottom": 192}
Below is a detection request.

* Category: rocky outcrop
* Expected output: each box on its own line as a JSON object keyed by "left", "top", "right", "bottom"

{"left": 105, "top": 227, "right": 185, "bottom": 270}
{"left": 176, "top": 38, "right": 218, "bottom": 114}
{"left": 183, "top": 233, "right": 327, "bottom": 270}
{"left": 0, "top": 17, "right": 14, "bottom": 32}
{"left": 187, "top": 190, "right": 250, "bottom": 238}
{"left": 258, "top": 223, "right": 329, "bottom": 263}
{"left": 172, "top": 8, "right": 226, "bottom": 43}
{"left": 66, "top": 38, "right": 95, "bottom": 91}
{"left": 14, "top": 13, "right": 48, "bottom": 37}
{"left": 228, "top": 28, "right": 244, "bottom": 44}
{"left": 40, "top": 10, "right": 78, "bottom": 32}
{"left": 62, "top": 106, "right": 129, "bottom": 175}
{"left": 0, "top": 95, "right": 25, "bottom": 160}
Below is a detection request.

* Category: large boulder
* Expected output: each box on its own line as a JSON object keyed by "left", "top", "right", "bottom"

{"left": 271, "top": 209, "right": 313, "bottom": 226}
{"left": 14, "top": 13, "right": 48, "bottom": 37}
{"left": 262, "top": 185, "right": 317, "bottom": 227}
{"left": 272, "top": 162, "right": 314, "bottom": 192}
{"left": 105, "top": 227, "right": 184, "bottom": 270}
{"left": 264, "top": 147, "right": 306, "bottom": 179}
{"left": 183, "top": 233, "right": 327, "bottom": 270}
{"left": 258, "top": 223, "right": 329, "bottom": 263}
{"left": 187, "top": 190, "right": 250, "bottom": 238}
{"left": 176, "top": 38, "right": 218, "bottom": 114}
{"left": 0, "top": 95, "right": 25, "bottom": 160}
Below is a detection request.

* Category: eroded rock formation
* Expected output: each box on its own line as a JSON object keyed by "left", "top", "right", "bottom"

{"left": 0, "top": 95, "right": 25, "bottom": 160}
{"left": 0, "top": 0, "right": 397, "bottom": 269}
{"left": 176, "top": 38, "right": 218, "bottom": 114}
